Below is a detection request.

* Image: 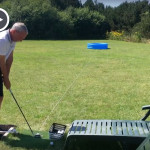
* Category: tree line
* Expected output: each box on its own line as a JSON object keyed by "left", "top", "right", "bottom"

{"left": 0, "top": 0, "right": 150, "bottom": 40}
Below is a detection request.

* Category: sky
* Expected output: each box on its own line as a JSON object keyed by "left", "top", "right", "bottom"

{"left": 81, "top": 0, "right": 145, "bottom": 7}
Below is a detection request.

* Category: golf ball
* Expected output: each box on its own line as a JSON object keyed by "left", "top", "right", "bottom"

{"left": 50, "top": 141, "right": 54, "bottom": 146}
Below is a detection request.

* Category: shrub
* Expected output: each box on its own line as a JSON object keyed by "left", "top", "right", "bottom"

{"left": 132, "top": 11, "right": 150, "bottom": 39}
{"left": 107, "top": 31, "right": 124, "bottom": 40}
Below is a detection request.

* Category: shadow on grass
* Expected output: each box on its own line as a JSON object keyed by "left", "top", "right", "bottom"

{"left": 88, "top": 48, "right": 111, "bottom": 51}
{"left": 3, "top": 130, "right": 67, "bottom": 150}
{"left": 4, "top": 133, "right": 50, "bottom": 150}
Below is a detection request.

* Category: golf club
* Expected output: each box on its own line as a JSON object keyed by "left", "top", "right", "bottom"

{"left": 9, "top": 88, "right": 41, "bottom": 138}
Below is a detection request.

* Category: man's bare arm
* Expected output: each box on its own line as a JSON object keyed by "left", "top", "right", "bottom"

{"left": 0, "top": 55, "right": 11, "bottom": 89}
{"left": 6, "top": 51, "right": 13, "bottom": 77}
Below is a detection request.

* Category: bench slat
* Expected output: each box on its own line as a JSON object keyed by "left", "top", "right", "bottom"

{"left": 69, "top": 120, "right": 78, "bottom": 133}
{"left": 96, "top": 121, "right": 101, "bottom": 135}
{"left": 112, "top": 121, "right": 117, "bottom": 135}
{"left": 80, "top": 121, "right": 86, "bottom": 134}
{"left": 137, "top": 122, "right": 144, "bottom": 136}
{"left": 117, "top": 122, "right": 122, "bottom": 135}
{"left": 132, "top": 122, "right": 139, "bottom": 136}
{"left": 142, "top": 122, "right": 149, "bottom": 135}
{"left": 107, "top": 120, "right": 112, "bottom": 135}
{"left": 101, "top": 120, "right": 107, "bottom": 134}
{"left": 122, "top": 122, "right": 128, "bottom": 136}
{"left": 91, "top": 121, "right": 96, "bottom": 134}
{"left": 127, "top": 122, "right": 133, "bottom": 135}
{"left": 75, "top": 121, "right": 82, "bottom": 134}
{"left": 86, "top": 121, "right": 92, "bottom": 134}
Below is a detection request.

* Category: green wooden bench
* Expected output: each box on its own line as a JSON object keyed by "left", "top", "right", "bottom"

{"left": 64, "top": 105, "right": 150, "bottom": 150}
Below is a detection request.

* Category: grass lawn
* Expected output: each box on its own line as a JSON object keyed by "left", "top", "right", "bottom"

{"left": 0, "top": 40, "right": 150, "bottom": 149}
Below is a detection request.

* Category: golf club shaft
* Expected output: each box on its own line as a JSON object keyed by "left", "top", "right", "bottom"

{"left": 9, "top": 89, "right": 34, "bottom": 136}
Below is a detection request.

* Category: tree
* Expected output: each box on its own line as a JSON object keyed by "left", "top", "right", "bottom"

{"left": 104, "top": 6, "right": 115, "bottom": 30}
{"left": 66, "top": 7, "right": 109, "bottom": 39}
{"left": 83, "top": 0, "right": 95, "bottom": 10}
{"left": 50, "top": 0, "right": 81, "bottom": 10}
{"left": 6, "top": 0, "right": 59, "bottom": 39}
{"left": 133, "top": 11, "right": 150, "bottom": 38}
{"left": 95, "top": 3, "right": 104, "bottom": 13}
{"left": 0, "top": 0, "right": 4, "bottom": 3}
{"left": 104, "top": 0, "right": 150, "bottom": 31}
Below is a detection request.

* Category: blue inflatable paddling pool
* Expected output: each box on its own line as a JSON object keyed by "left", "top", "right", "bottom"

{"left": 87, "top": 43, "right": 108, "bottom": 50}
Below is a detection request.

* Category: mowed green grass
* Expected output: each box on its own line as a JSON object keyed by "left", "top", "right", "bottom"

{"left": 0, "top": 40, "right": 150, "bottom": 150}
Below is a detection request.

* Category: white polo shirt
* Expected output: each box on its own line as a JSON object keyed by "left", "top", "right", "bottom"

{"left": 0, "top": 30, "right": 16, "bottom": 61}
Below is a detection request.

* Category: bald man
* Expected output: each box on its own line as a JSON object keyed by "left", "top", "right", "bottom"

{"left": 0, "top": 22, "right": 28, "bottom": 108}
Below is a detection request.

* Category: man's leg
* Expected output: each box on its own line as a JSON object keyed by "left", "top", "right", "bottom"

{"left": 0, "top": 69, "right": 3, "bottom": 109}
{"left": 0, "top": 96, "right": 3, "bottom": 109}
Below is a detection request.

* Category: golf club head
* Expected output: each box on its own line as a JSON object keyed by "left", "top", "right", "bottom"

{"left": 34, "top": 133, "right": 42, "bottom": 138}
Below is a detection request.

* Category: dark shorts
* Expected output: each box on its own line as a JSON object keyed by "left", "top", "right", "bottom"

{"left": 0, "top": 69, "right": 3, "bottom": 97}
